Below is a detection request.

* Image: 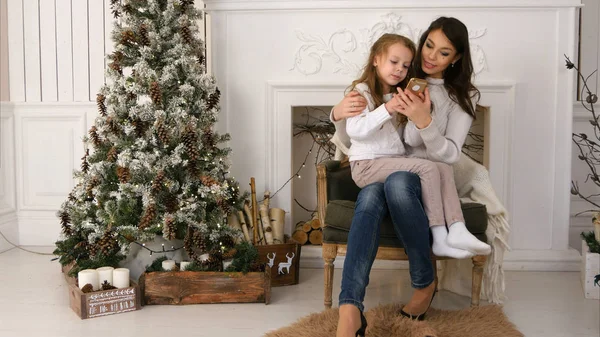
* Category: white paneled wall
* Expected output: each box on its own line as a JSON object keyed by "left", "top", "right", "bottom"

{"left": 8, "top": 0, "right": 113, "bottom": 103}
{"left": 570, "top": 0, "right": 600, "bottom": 251}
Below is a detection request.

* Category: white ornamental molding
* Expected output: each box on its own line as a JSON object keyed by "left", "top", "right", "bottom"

{"left": 291, "top": 13, "right": 488, "bottom": 77}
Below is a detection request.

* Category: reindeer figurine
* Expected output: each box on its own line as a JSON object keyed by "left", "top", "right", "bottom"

{"left": 277, "top": 252, "right": 295, "bottom": 275}
{"left": 266, "top": 252, "right": 276, "bottom": 268}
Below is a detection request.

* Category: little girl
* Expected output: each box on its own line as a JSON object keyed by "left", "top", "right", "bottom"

{"left": 343, "top": 32, "right": 490, "bottom": 259}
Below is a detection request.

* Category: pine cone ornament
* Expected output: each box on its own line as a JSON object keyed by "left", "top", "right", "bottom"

{"left": 101, "top": 280, "right": 117, "bottom": 290}
{"left": 164, "top": 194, "right": 179, "bottom": 213}
{"left": 184, "top": 226, "right": 199, "bottom": 262}
{"left": 206, "top": 252, "right": 223, "bottom": 271}
{"left": 163, "top": 216, "right": 176, "bottom": 240}
{"left": 106, "top": 116, "right": 121, "bottom": 135}
{"left": 183, "top": 124, "right": 199, "bottom": 174}
{"left": 156, "top": 119, "right": 170, "bottom": 144}
{"left": 217, "top": 198, "right": 231, "bottom": 214}
{"left": 200, "top": 175, "right": 217, "bottom": 187}
{"left": 151, "top": 170, "right": 165, "bottom": 195}
{"left": 89, "top": 126, "right": 101, "bottom": 147}
{"left": 181, "top": 25, "right": 193, "bottom": 45}
{"left": 109, "top": 60, "right": 122, "bottom": 75}
{"left": 116, "top": 166, "right": 131, "bottom": 183}
{"left": 120, "top": 30, "right": 136, "bottom": 46}
{"left": 138, "top": 204, "right": 157, "bottom": 229}
{"left": 112, "top": 51, "right": 124, "bottom": 62}
{"left": 107, "top": 146, "right": 118, "bottom": 162}
{"left": 81, "top": 284, "right": 94, "bottom": 293}
{"left": 96, "top": 94, "right": 107, "bottom": 116}
{"left": 60, "top": 211, "right": 72, "bottom": 236}
{"left": 220, "top": 235, "right": 235, "bottom": 250}
{"left": 207, "top": 88, "right": 220, "bottom": 110}
{"left": 86, "top": 176, "right": 100, "bottom": 197}
{"left": 192, "top": 229, "right": 207, "bottom": 252}
{"left": 81, "top": 149, "right": 90, "bottom": 173}
{"left": 139, "top": 24, "right": 150, "bottom": 46}
{"left": 150, "top": 82, "right": 162, "bottom": 105}
{"left": 201, "top": 128, "right": 216, "bottom": 148}
{"left": 130, "top": 118, "right": 148, "bottom": 137}
{"left": 96, "top": 230, "right": 118, "bottom": 256}
{"left": 223, "top": 247, "right": 237, "bottom": 260}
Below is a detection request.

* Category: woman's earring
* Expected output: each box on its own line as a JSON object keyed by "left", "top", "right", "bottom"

{"left": 451, "top": 62, "right": 455, "bottom": 68}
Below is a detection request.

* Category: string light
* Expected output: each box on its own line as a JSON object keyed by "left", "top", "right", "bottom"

{"left": 118, "top": 233, "right": 184, "bottom": 256}
{"left": 260, "top": 139, "right": 316, "bottom": 202}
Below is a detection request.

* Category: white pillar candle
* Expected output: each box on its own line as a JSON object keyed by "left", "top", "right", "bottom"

{"left": 162, "top": 259, "right": 176, "bottom": 271}
{"left": 78, "top": 269, "right": 99, "bottom": 291}
{"left": 180, "top": 261, "right": 191, "bottom": 271}
{"left": 113, "top": 268, "right": 130, "bottom": 288}
{"left": 96, "top": 266, "right": 114, "bottom": 286}
{"left": 223, "top": 259, "right": 233, "bottom": 270}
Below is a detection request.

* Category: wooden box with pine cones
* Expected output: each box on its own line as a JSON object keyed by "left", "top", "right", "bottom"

{"left": 62, "top": 264, "right": 141, "bottom": 319}
{"left": 138, "top": 265, "right": 271, "bottom": 305}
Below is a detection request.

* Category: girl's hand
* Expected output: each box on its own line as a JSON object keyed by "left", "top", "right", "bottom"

{"left": 332, "top": 91, "right": 368, "bottom": 121}
{"left": 396, "top": 87, "right": 432, "bottom": 129}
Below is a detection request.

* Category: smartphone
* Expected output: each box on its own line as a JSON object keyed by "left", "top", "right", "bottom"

{"left": 406, "top": 78, "right": 427, "bottom": 94}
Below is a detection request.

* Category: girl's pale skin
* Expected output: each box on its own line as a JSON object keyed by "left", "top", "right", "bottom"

{"left": 335, "top": 29, "right": 462, "bottom": 337}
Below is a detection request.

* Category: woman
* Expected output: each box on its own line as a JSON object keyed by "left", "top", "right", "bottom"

{"left": 334, "top": 17, "right": 480, "bottom": 336}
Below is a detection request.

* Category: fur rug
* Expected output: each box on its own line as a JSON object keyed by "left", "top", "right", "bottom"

{"left": 264, "top": 304, "right": 523, "bottom": 337}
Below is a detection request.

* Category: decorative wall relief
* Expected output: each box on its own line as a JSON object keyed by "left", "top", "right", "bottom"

{"left": 291, "top": 13, "right": 488, "bottom": 76}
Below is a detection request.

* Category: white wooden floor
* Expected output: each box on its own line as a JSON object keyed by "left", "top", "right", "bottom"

{"left": 0, "top": 247, "right": 598, "bottom": 337}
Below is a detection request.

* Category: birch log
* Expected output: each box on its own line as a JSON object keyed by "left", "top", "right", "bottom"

{"left": 259, "top": 204, "right": 273, "bottom": 244}
{"left": 243, "top": 201, "right": 255, "bottom": 245}
{"left": 269, "top": 208, "right": 285, "bottom": 244}
{"left": 263, "top": 191, "right": 270, "bottom": 209}
{"left": 227, "top": 214, "right": 243, "bottom": 243}
{"left": 237, "top": 210, "right": 251, "bottom": 242}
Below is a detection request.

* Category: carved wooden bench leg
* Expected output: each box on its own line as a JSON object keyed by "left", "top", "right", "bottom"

{"left": 323, "top": 243, "right": 337, "bottom": 308}
{"left": 471, "top": 255, "right": 487, "bottom": 307}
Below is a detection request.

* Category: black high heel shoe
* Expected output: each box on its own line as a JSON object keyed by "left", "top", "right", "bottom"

{"left": 355, "top": 310, "right": 367, "bottom": 337}
{"left": 400, "top": 285, "right": 437, "bottom": 321}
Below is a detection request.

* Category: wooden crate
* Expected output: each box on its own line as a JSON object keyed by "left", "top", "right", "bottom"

{"left": 138, "top": 265, "right": 271, "bottom": 305}
{"left": 62, "top": 265, "right": 141, "bottom": 319}
{"left": 256, "top": 240, "right": 301, "bottom": 286}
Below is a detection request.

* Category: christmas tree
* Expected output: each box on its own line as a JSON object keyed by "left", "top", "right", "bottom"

{"left": 54, "top": 0, "right": 246, "bottom": 275}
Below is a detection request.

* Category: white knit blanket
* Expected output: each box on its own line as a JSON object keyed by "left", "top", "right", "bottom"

{"left": 439, "top": 153, "right": 511, "bottom": 304}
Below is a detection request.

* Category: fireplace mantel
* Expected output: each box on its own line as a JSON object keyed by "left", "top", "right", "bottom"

{"left": 205, "top": 0, "right": 583, "bottom": 270}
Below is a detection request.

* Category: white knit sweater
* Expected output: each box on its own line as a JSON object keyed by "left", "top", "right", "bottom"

{"left": 403, "top": 77, "right": 474, "bottom": 165}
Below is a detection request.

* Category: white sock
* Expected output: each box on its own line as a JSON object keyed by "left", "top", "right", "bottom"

{"left": 446, "top": 222, "right": 492, "bottom": 255}
{"left": 431, "top": 225, "right": 474, "bottom": 259}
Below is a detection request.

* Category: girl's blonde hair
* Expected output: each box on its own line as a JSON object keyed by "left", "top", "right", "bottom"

{"left": 348, "top": 33, "right": 416, "bottom": 121}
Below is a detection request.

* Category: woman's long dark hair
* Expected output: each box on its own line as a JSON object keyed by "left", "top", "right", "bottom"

{"left": 415, "top": 17, "right": 480, "bottom": 118}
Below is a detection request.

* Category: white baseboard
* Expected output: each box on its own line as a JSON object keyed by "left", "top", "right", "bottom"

{"left": 299, "top": 245, "right": 582, "bottom": 272}
{"left": 0, "top": 211, "right": 18, "bottom": 253}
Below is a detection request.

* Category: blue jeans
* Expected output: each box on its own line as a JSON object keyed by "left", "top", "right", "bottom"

{"left": 338, "top": 171, "right": 434, "bottom": 312}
